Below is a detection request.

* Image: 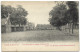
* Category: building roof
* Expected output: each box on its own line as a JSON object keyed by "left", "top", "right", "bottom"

{"left": 36, "top": 24, "right": 54, "bottom": 28}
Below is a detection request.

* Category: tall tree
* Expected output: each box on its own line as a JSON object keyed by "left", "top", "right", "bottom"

{"left": 66, "top": 1, "right": 79, "bottom": 34}
{"left": 1, "top": 5, "right": 14, "bottom": 18}
{"left": 1, "top": 5, "right": 28, "bottom": 27}
{"left": 10, "top": 5, "right": 28, "bottom": 26}
{"left": 49, "top": 4, "right": 68, "bottom": 30}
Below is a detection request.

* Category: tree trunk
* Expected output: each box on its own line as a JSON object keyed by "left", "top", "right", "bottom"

{"left": 14, "top": 24, "right": 16, "bottom": 32}
{"left": 68, "top": 24, "right": 70, "bottom": 33}
{"left": 72, "top": 23, "right": 74, "bottom": 34}
{"left": 19, "top": 24, "right": 20, "bottom": 31}
{"left": 57, "top": 26, "right": 62, "bottom": 31}
{"left": 69, "top": 28, "right": 70, "bottom": 33}
{"left": 69, "top": 23, "right": 71, "bottom": 33}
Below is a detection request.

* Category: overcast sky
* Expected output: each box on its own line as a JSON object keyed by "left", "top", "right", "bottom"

{"left": 2, "top": 1, "right": 56, "bottom": 25}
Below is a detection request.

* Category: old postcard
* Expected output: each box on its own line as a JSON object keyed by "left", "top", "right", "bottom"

{"left": 1, "top": 1, "right": 79, "bottom": 51}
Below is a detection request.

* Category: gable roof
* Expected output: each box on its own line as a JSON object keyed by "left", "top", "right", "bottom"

{"left": 1, "top": 18, "right": 7, "bottom": 25}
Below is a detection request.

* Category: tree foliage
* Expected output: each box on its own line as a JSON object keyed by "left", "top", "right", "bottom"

{"left": 1, "top": 5, "right": 14, "bottom": 18}
{"left": 66, "top": 1, "right": 79, "bottom": 24}
{"left": 1, "top": 5, "right": 28, "bottom": 25}
{"left": 66, "top": 1, "right": 79, "bottom": 34}
{"left": 49, "top": 4, "right": 67, "bottom": 28}
{"left": 10, "top": 5, "right": 28, "bottom": 25}
{"left": 49, "top": 1, "right": 79, "bottom": 32}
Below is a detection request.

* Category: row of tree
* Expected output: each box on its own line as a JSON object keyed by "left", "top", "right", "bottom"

{"left": 1, "top": 5, "right": 28, "bottom": 26}
{"left": 49, "top": 1, "right": 79, "bottom": 34}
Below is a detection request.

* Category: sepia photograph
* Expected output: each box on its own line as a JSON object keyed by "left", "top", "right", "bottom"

{"left": 1, "top": 1, "right": 79, "bottom": 51}
{"left": 2, "top": 51, "right": 80, "bottom": 52}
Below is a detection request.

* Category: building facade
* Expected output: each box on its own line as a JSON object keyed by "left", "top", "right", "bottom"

{"left": 36, "top": 24, "right": 55, "bottom": 30}
{"left": 1, "top": 17, "right": 35, "bottom": 33}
